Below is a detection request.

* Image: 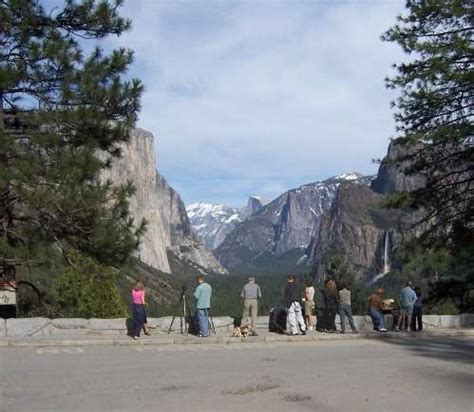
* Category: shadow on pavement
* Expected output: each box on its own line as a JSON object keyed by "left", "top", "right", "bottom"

{"left": 368, "top": 333, "right": 474, "bottom": 365}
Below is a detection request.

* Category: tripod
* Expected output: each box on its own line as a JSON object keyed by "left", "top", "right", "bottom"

{"left": 168, "top": 286, "right": 193, "bottom": 335}
{"left": 206, "top": 308, "right": 216, "bottom": 335}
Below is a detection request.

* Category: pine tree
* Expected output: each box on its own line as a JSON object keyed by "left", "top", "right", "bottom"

{"left": 382, "top": 0, "right": 473, "bottom": 310}
{"left": 0, "top": 0, "right": 145, "bottom": 283}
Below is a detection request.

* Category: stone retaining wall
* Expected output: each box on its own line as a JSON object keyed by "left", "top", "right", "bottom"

{"left": 1, "top": 314, "right": 473, "bottom": 337}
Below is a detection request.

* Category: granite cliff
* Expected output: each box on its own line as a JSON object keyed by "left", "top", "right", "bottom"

{"left": 312, "top": 141, "right": 425, "bottom": 283}
{"left": 214, "top": 174, "right": 365, "bottom": 274}
{"left": 100, "top": 128, "right": 227, "bottom": 275}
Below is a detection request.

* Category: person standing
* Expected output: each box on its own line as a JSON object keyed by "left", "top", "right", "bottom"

{"left": 368, "top": 288, "right": 388, "bottom": 332}
{"left": 193, "top": 275, "right": 212, "bottom": 337}
{"left": 304, "top": 279, "right": 316, "bottom": 331}
{"left": 241, "top": 277, "right": 262, "bottom": 336}
{"left": 131, "top": 281, "right": 146, "bottom": 340}
{"left": 411, "top": 287, "right": 423, "bottom": 331}
{"left": 398, "top": 281, "right": 417, "bottom": 331}
{"left": 321, "top": 279, "right": 338, "bottom": 333}
{"left": 284, "top": 275, "right": 306, "bottom": 335}
{"left": 338, "top": 283, "right": 358, "bottom": 334}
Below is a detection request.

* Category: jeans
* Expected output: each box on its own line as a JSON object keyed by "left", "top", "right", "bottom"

{"left": 369, "top": 308, "right": 385, "bottom": 330}
{"left": 196, "top": 308, "right": 209, "bottom": 336}
{"left": 411, "top": 306, "right": 423, "bottom": 331}
{"left": 242, "top": 299, "right": 258, "bottom": 331}
{"left": 132, "top": 304, "right": 145, "bottom": 337}
{"left": 339, "top": 303, "right": 357, "bottom": 332}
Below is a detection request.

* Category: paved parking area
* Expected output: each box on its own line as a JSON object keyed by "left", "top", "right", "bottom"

{"left": 1, "top": 336, "right": 473, "bottom": 412}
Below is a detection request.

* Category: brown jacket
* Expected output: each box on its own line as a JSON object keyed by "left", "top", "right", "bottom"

{"left": 368, "top": 294, "right": 384, "bottom": 310}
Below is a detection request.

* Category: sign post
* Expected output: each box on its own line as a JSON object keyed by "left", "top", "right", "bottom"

{"left": 0, "top": 281, "right": 18, "bottom": 318}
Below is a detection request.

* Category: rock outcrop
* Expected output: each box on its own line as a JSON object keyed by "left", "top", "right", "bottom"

{"left": 214, "top": 175, "right": 366, "bottom": 274}
{"left": 312, "top": 142, "right": 426, "bottom": 283}
{"left": 100, "top": 128, "right": 227, "bottom": 275}
{"left": 371, "top": 141, "right": 426, "bottom": 194}
{"left": 312, "top": 182, "right": 403, "bottom": 282}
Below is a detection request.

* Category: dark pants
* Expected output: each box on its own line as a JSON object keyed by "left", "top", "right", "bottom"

{"left": 321, "top": 306, "right": 337, "bottom": 331}
{"left": 411, "top": 306, "right": 423, "bottom": 331}
{"left": 132, "top": 303, "right": 146, "bottom": 337}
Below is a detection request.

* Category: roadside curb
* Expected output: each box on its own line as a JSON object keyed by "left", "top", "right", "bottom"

{"left": 1, "top": 328, "right": 472, "bottom": 348}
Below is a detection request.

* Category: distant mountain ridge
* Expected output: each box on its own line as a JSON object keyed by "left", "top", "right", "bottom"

{"left": 213, "top": 173, "right": 369, "bottom": 274}
{"left": 186, "top": 196, "right": 269, "bottom": 250}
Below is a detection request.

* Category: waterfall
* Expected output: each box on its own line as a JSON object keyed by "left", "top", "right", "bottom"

{"left": 383, "top": 230, "right": 390, "bottom": 275}
{"left": 370, "top": 230, "right": 391, "bottom": 284}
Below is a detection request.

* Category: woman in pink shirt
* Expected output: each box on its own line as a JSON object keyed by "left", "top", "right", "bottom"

{"left": 132, "top": 281, "right": 146, "bottom": 340}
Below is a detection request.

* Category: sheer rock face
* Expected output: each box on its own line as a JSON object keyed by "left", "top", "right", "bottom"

{"left": 100, "top": 128, "right": 227, "bottom": 275}
{"left": 371, "top": 141, "right": 426, "bottom": 194}
{"left": 313, "top": 143, "right": 426, "bottom": 283}
{"left": 214, "top": 178, "right": 346, "bottom": 273}
{"left": 312, "top": 183, "right": 403, "bottom": 282}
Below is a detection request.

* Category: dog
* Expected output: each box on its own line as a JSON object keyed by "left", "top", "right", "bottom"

{"left": 231, "top": 325, "right": 251, "bottom": 340}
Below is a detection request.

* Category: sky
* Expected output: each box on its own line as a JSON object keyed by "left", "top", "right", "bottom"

{"left": 110, "top": 0, "right": 406, "bottom": 207}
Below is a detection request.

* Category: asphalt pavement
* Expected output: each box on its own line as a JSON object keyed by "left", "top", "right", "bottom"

{"left": 1, "top": 335, "right": 473, "bottom": 412}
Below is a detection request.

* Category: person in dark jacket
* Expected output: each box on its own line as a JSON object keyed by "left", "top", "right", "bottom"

{"left": 284, "top": 275, "right": 306, "bottom": 335}
{"left": 411, "top": 287, "right": 423, "bottom": 331}
{"left": 320, "top": 278, "right": 338, "bottom": 333}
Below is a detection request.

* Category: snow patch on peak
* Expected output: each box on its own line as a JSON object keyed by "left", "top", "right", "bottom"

{"left": 336, "top": 172, "right": 364, "bottom": 181}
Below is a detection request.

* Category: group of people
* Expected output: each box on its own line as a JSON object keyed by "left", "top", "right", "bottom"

{"left": 131, "top": 275, "right": 213, "bottom": 340}
{"left": 130, "top": 274, "right": 423, "bottom": 339}
{"left": 368, "top": 281, "right": 423, "bottom": 332}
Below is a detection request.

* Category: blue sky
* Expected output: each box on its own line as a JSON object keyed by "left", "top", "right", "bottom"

{"left": 110, "top": 0, "right": 405, "bottom": 207}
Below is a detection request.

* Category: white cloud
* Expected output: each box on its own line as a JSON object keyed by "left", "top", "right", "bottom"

{"left": 111, "top": 0, "right": 405, "bottom": 206}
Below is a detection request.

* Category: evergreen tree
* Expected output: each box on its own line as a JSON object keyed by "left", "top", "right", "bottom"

{"left": 382, "top": 0, "right": 473, "bottom": 309}
{"left": 0, "top": 1, "right": 145, "bottom": 283}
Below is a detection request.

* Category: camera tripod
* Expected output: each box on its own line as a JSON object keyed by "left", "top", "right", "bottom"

{"left": 168, "top": 286, "right": 193, "bottom": 335}
{"left": 167, "top": 285, "right": 217, "bottom": 336}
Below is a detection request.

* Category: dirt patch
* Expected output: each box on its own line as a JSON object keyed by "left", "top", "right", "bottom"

{"left": 222, "top": 383, "right": 279, "bottom": 396}
{"left": 160, "top": 385, "right": 189, "bottom": 392}
{"left": 282, "top": 393, "right": 312, "bottom": 402}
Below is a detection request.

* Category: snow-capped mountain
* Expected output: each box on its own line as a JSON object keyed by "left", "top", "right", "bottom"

{"left": 187, "top": 196, "right": 269, "bottom": 250}
{"left": 214, "top": 172, "right": 369, "bottom": 274}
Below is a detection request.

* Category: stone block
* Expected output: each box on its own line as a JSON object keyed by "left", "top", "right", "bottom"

{"left": 256, "top": 316, "right": 269, "bottom": 329}
{"left": 210, "top": 317, "right": 233, "bottom": 328}
{"left": 352, "top": 316, "right": 374, "bottom": 331}
{"left": 439, "top": 315, "right": 461, "bottom": 328}
{"left": 6, "top": 317, "right": 51, "bottom": 337}
{"left": 461, "top": 313, "right": 474, "bottom": 327}
{"left": 144, "top": 317, "right": 160, "bottom": 329}
{"left": 421, "top": 315, "right": 440, "bottom": 328}
{"left": 155, "top": 316, "right": 180, "bottom": 332}
{"left": 88, "top": 318, "right": 128, "bottom": 331}
{"left": 87, "top": 329, "right": 121, "bottom": 336}
{"left": 48, "top": 327, "right": 88, "bottom": 336}
{"left": 52, "top": 318, "right": 88, "bottom": 329}
{"left": 0, "top": 319, "right": 6, "bottom": 337}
